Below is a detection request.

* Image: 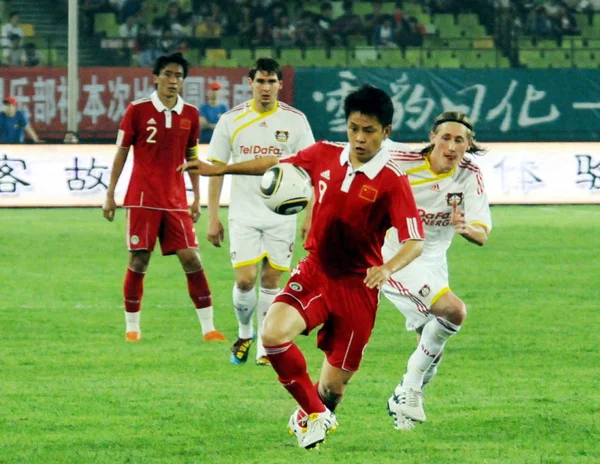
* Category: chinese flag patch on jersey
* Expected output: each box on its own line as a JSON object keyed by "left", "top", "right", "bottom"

{"left": 359, "top": 185, "right": 378, "bottom": 202}
{"left": 180, "top": 118, "right": 191, "bottom": 130}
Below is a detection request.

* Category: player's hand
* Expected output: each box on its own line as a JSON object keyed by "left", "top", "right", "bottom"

{"left": 300, "top": 215, "right": 311, "bottom": 241}
{"left": 177, "top": 160, "right": 225, "bottom": 176}
{"left": 207, "top": 217, "right": 225, "bottom": 247}
{"left": 190, "top": 199, "right": 201, "bottom": 223}
{"left": 103, "top": 195, "right": 117, "bottom": 222}
{"left": 364, "top": 265, "right": 392, "bottom": 289}
{"left": 451, "top": 200, "right": 468, "bottom": 234}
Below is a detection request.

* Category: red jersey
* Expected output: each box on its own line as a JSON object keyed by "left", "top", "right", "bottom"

{"left": 281, "top": 141, "right": 424, "bottom": 279}
{"left": 116, "top": 91, "right": 199, "bottom": 211}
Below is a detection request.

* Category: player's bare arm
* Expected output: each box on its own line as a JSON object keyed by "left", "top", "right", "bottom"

{"left": 300, "top": 198, "right": 314, "bottom": 241}
{"left": 451, "top": 200, "right": 489, "bottom": 246}
{"left": 364, "top": 239, "right": 424, "bottom": 289}
{"left": 188, "top": 171, "right": 201, "bottom": 223}
{"left": 207, "top": 176, "right": 225, "bottom": 247}
{"left": 103, "top": 146, "right": 130, "bottom": 222}
{"left": 178, "top": 156, "right": 279, "bottom": 176}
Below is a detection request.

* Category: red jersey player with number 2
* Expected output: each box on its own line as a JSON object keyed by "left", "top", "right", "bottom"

{"left": 179, "top": 85, "right": 425, "bottom": 450}
{"left": 103, "top": 53, "right": 225, "bottom": 343}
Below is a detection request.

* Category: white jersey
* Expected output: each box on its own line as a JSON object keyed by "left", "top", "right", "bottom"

{"left": 207, "top": 99, "right": 315, "bottom": 224}
{"left": 383, "top": 141, "right": 492, "bottom": 262}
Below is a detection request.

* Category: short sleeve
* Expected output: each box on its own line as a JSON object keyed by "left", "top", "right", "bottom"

{"left": 389, "top": 175, "right": 425, "bottom": 242}
{"left": 199, "top": 104, "right": 209, "bottom": 120}
{"left": 292, "top": 114, "right": 316, "bottom": 152}
{"left": 280, "top": 141, "right": 320, "bottom": 176}
{"left": 206, "top": 116, "right": 232, "bottom": 165}
{"left": 116, "top": 103, "right": 135, "bottom": 148}
{"left": 464, "top": 168, "right": 492, "bottom": 232}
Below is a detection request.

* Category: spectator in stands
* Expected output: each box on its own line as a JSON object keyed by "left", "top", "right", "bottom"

{"left": 120, "top": 0, "right": 142, "bottom": 24}
{"left": 199, "top": 81, "right": 229, "bottom": 144}
{"left": 21, "top": 42, "right": 45, "bottom": 67}
{"left": 266, "top": 2, "right": 285, "bottom": 30}
{"left": 5, "top": 33, "right": 24, "bottom": 66}
{"left": 365, "top": 1, "right": 389, "bottom": 40}
{"left": 373, "top": 16, "right": 398, "bottom": 48}
{"left": 294, "top": 11, "right": 321, "bottom": 47}
{"left": 195, "top": 14, "right": 222, "bottom": 39}
{"left": 237, "top": 4, "right": 254, "bottom": 47}
{"left": 1, "top": 12, "right": 24, "bottom": 53}
{"left": 397, "top": 16, "right": 423, "bottom": 48}
{"left": 0, "top": 97, "right": 42, "bottom": 143}
{"left": 332, "top": 0, "right": 364, "bottom": 46}
{"left": 316, "top": 2, "right": 339, "bottom": 46}
{"left": 161, "top": 2, "right": 192, "bottom": 38}
{"left": 119, "top": 14, "right": 139, "bottom": 39}
{"left": 249, "top": 17, "right": 273, "bottom": 48}
{"left": 272, "top": 14, "right": 296, "bottom": 48}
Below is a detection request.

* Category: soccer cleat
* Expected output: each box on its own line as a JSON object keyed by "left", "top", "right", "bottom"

{"left": 394, "top": 384, "right": 426, "bottom": 422}
{"left": 203, "top": 330, "right": 226, "bottom": 342}
{"left": 300, "top": 408, "right": 338, "bottom": 450}
{"left": 255, "top": 356, "right": 271, "bottom": 366}
{"left": 125, "top": 331, "right": 141, "bottom": 342}
{"left": 287, "top": 407, "right": 308, "bottom": 446}
{"left": 387, "top": 394, "right": 415, "bottom": 430}
{"left": 230, "top": 336, "right": 254, "bottom": 364}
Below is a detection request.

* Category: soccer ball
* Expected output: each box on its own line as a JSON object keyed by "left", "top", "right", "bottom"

{"left": 260, "top": 163, "right": 313, "bottom": 215}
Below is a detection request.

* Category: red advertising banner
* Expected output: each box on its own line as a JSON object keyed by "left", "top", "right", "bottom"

{"left": 0, "top": 67, "right": 295, "bottom": 140}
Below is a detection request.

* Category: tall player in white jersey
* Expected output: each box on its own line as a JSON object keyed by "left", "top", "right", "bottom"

{"left": 206, "top": 58, "right": 315, "bottom": 365}
{"left": 383, "top": 112, "right": 492, "bottom": 429}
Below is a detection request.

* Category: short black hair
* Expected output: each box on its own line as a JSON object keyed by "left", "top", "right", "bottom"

{"left": 152, "top": 52, "right": 189, "bottom": 78}
{"left": 344, "top": 84, "right": 393, "bottom": 128}
{"left": 249, "top": 57, "right": 282, "bottom": 80}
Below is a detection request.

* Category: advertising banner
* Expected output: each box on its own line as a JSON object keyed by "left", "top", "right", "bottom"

{"left": 0, "top": 143, "right": 598, "bottom": 207}
{"left": 0, "top": 67, "right": 295, "bottom": 140}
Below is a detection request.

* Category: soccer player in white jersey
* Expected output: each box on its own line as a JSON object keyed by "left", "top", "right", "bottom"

{"left": 206, "top": 58, "right": 315, "bottom": 365}
{"left": 382, "top": 111, "right": 492, "bottom": 430}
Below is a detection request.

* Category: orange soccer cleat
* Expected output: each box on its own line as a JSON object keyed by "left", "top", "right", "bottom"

{"left": 125, "top": 331, "right": 141, "bottom": 342}
{"left": 203, "top": 330, "right": 226, "bottom": 342}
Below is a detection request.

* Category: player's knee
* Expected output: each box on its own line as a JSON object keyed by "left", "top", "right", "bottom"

{"left": 319, "top": 381, "right": 346, "bottom": 406}
{"left": 448, "top": 300, "right": 467, "bottom": 325}
{"left": 235, "top": 279, "right": 255, "bottom": 292}
{"left": 260, "top": 274, "right": 281, "bottom": 289}
{"left": 129, "top": 252, "right": 150, "bottom": 272}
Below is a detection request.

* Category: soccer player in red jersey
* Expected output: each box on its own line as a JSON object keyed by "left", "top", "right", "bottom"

{"left": 179, "top": 84, "right": 425, "bottom": 449}
{"left": 102, "top": 53, "right": 225, "bottom": 343}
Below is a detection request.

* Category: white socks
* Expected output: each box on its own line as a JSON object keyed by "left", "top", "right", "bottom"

{"left": 403, "top": 318, "right": 460, "bottom": 390}
{"left": 125, "top": 311, "right": 140, "bottom": 333}
{"left": 196, "top": 306, "right": 216, "bottom": 335}
{"left": 256, "top": 287, "right": 279, "bottom": 358}
{"left": 233, "top": 285, "right": 257, "bottom": 339}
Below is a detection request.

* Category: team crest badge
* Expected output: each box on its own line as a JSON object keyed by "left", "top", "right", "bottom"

{"left": 446, "top": 192, "right": 464, "bottom": 206}
{"left": 275, "top": 130, "right": 289, "bottom": 142}
{"left": 290, "top": 282, "right": 303, "bottom": 292}
{"left": 418, "top": 284, "right": 431, "bottom": 298}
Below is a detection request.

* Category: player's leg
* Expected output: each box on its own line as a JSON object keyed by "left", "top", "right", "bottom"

{"left": 228, "top": 220, "right": 264, "bottom": 363}
{"left": 123, "top": 208, "right": 160, "bottom": 341}
{"left": 162, "top": 211, "right": 225, "bottom": 341}
{"left": 230, "top": 263, "right": 259, "bottom": 363}
{"left": 256, "top": 220, "right": 295, "bottom": 365}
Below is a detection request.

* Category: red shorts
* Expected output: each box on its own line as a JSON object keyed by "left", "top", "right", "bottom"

{"left": 126, "top": 208, "right": 198, "bottom": 255}
{"left": 274, "top": 256, "right": 380, "bottom": 372}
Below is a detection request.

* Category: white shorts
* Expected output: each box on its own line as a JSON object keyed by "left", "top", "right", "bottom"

{"left": 381, "top": 249, "right": 451, "bottom": 331}
{"left": 228, "top": 218, "right": 296, "bottom": 271}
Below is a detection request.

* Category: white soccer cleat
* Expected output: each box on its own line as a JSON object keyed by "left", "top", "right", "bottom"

{"left": 387, "top": 394, "right": 415, "bottom": 430}
{"left": 300, "top": 408, "right": 338, "bottom": 450}
{"left": 287, "top": 407, "right": 308, "bottom": 446}
{"left": 395, "top": 384, "right": 427, "bottom": 422}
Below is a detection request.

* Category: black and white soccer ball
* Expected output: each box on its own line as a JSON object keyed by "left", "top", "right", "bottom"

{"left": 260, "top": 163, "right": 313, "bottom": 215}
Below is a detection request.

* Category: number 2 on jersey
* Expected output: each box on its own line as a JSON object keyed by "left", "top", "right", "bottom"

{"left": 146, "top": 126, "right": 157, "bottom": 144}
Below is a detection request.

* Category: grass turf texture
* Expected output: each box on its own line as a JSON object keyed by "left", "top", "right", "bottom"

{"left": 0, "top": 206, "right": 598, "bottom": 463}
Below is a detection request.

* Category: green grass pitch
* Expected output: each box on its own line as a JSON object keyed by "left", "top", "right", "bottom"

{"left": 0, "top": 206, "right": 598, "bottom": 463}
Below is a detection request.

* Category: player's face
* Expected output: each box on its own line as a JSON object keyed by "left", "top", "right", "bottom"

{"left": 249, "top": 71, "right": 281, "bottom": 109}
{"left": 347, "top": 112, "right": 391, "bottom": 165}
{"left": 154, "top": 63, "right": 184, "bottom": 99}
{"left": 428, "top": 122, "right": 471, "bottom": 174}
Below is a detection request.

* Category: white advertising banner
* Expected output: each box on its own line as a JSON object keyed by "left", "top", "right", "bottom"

{"left": 0, "top": 143, "right": 598, "bottom": 207}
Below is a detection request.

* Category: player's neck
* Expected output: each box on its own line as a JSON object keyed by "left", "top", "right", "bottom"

{"left": 252, "top": 99, "right": 277, "bottom": 113}
{"left": 158, "top": 94, "right": 178, "bottom": 110}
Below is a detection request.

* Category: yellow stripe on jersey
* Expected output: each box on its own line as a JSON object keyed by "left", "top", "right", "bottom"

{"left": 207, "top": 158, "right": 227, "bottom": 165}
{"left": 186, "top": 145, "right": 198, "bottom": 160}
{"left": 406, "top": 157, "right": 456, "bottom": 186}
{"left": 231, "top": 101, "right": 279, "bottom": 145}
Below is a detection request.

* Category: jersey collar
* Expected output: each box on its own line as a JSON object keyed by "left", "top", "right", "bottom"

{"left": 151, "top": 91, "right": 184, "bottom": 114}
{"left": 339, "top": 143, "right": 391, "bottom": 180}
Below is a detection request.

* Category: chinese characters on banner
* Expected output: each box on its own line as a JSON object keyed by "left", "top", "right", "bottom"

{"left": 0, "top": 67, "right": 295, "bottom": 140}
{"left": 0, "top": 144, "right": 599, "bottom": 207}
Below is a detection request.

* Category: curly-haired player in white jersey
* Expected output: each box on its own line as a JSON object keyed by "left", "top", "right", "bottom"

{"left": 205, "top": 58, "right": 315, "bottom": 366}
{"left": 383, "top": 111, "right": 492, "bottom": 430}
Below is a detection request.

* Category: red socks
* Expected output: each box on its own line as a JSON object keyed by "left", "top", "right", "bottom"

{"left": 124, "top": 268, "right": 144, "bottom": 312}
{"left": 186, "top": 269, "right": 212, "bottom": 309}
